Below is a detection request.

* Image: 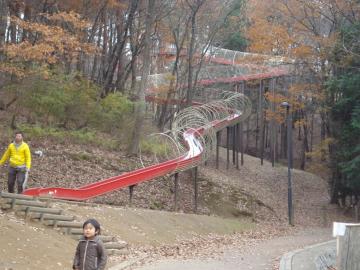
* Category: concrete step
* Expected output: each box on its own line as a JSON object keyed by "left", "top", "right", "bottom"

{"left": 29, "top": 213, "right": 75, "bottom": 221}
{"left": 63, "top": 228, "right": 84, "bottom": 235}
{"left": 104, "top": 242, "right": 128, "bottom": 250}
{"left": 44, "top": 220, "right": 83, "bottom": 228}
{"left": 99, "top": 236, "right": 117, "bottom": 243}
{"left": 69, "top": 236, "right": 127, "bottom": 253}
{"left": 71, "top": 234, "right": 82, "bottom": 240}
{"left": 107, "top": 249, "right": 130, "bottom": 256}
{"left": 1, "top": 192, "right": 128, "bottom": 257}
{"left": 70, "top": 235, "right": 121, "bottom": 243}
{"left": 2, "top": 198, "right": 48, "bottom": 208}
{"left": 66, "top": 228, "right": 84, "bottom": 235}
{"left": 0, "top": 191, "right": 35, "bottom": 201}
{"left": 67, "top": 229, "right": 120, "bottom": 240}
{"left": 12, "top": 206, "right": 63, "bottom": 215}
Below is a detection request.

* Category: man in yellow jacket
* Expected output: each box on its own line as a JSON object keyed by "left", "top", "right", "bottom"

{"left": 0, "top": 131, "right": 31, "bottom": 193}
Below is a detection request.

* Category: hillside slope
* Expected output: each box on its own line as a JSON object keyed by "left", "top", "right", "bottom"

{"left": 201, "top": 149, "right": 339, "bottom": 226}
{"left": 0, "top": 138, "right": 345, "bottom": 269}
{"left": 0, "top": 137, "right": 340, "bottom": 224}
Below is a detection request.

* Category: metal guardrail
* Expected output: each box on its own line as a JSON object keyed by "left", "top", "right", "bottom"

{"left": 315, "top": 252, "right": 336, "bottom": 270}
{"left": 279, "top": 240, "right": 336, "bottom": 270}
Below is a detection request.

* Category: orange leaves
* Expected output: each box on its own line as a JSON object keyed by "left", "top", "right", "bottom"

{"left": 263, "top": 82, "right": 323, "bottom": 124}
{"left": 306, "top": 137, "right": 335, "bottom": 174}
{"left": 3, "top": 12, "right": 97, "bottom": 78}
{"left": 11, "top": 16, "right": 66, "bottom": 38}
{"left": 289, "top": 83, "right": 324, "bottom": 102}
{"left": 247, "top": 1, "right": 294, "bottom": 56}
{"left": 247, "top": 18, "right": 294, "bottom": 55}
{"left": 262, "top": 81, "right": 326, "bottom": 125}
{"left": 246, "top": 0, "right": 342, "bottom": 66}
{"left": 157, "top": 21, "right": 173, "bottom": 44}
{"left": 6, "top": 41, "right": 57, "bottom": 64}
{"left": 294, "top": 119, "right": 307, "bottom": 129}
{"left": 45, "top": 11, "right": 91, "bottom": 29}
{"left": 264, "top": 92, "right": 287, "bottom": 104}
{"left": 264, "top": 92, "right": 292, "bottom": 123}
{"left": 292, "top": 45, "right": 313, "bottom": 59}
{"left": 0, "top": 63, "right": 26, "bottom": 78}
{"left": 108, "top": 0, "right": 128, "bottom": 10}
{"left": 265, "top": 109, "right": 286, "bottom": 123}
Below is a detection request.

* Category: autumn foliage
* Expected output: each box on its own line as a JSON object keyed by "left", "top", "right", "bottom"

{"left": 2, "top": 11, "right": 96, "bottom": 78}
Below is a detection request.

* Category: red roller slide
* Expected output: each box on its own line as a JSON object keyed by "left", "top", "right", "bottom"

{"left": 23, "top": 114, "right": 239, "bottom": 200}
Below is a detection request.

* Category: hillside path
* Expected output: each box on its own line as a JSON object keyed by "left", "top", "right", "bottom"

{"left": 134, "top": 227, "right": 332, "bottom": 270}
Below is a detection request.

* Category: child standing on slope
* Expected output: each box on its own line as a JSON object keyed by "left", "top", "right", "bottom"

{"left": 73, "top": 219, "right": 107, "bottom": 270}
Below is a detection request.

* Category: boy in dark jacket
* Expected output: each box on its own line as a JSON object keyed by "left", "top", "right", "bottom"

{"left": 73, "top": 219, "right": 107, "bottom": 270}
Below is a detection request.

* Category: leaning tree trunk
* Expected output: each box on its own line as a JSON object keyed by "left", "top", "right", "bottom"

{"left": 128, "top": 0, "right": 156, "bottom": 155}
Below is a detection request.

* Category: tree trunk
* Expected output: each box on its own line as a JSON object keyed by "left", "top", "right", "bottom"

{"left": 22, "top": 1, "right": 32, "bottom": 41}
{"left": 186, "top": 13, "right": 197, "bottom": 106}
{"left": 320, "top": 111, "right": 326, "bottom": 160}
{"left": 9, "top": 1, "right": 20, "bottom": 44}
{"left": 0, "top": 0, "right": 8, "bottom": 48}
{"left": 302, "top": 112, "right": 310, "bottom": 153}
{"left": 300, "top": 136, "right": 306, "bottom": 170}
{"left": 310, "top": 113, "right": 314, "bottom": 152}
{"left": 128, "top": 0, "right": 156, "bottom": 155}
{"left": 157, "top": 49, "right": 180, "bottom": 130}
{"left": 259, "top": 80, "right": 265, "bottom": 164}
{"left": 120, "top": 8, "right": 143, "bottom": 92}
{"left": 246, "top": 118, "right": 250, "bottom": 152}
{"left": 185, "top": 1, "right": 205, "bottom": 107}
{"left": 126, "top": 14, "right": 140, "bottom": 94}
{"left": 108, "top": 15, "right": 113, "bottom": 55}
{"left": 101, "top": 8, "right": 108, "bottom": 76}
{"left": 91, "top": 19, "right": 103, "bottom": 81}
{"left": 102, "top": 0, "right": 139, "bottom": 96}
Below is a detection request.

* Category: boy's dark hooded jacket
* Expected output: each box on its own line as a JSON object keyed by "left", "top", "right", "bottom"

{"left": 73, "top": 235, "right": 107, "bottom": 270}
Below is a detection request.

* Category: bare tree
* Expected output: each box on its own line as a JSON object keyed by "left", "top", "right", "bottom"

{"left": 185, "top": 0, "right": 206, "bottom": 106}
{"left": 157, "top": 1, "right": 191, "bottom": 129}
{"left": 102, "top": 0, "right": 140, "bottom": 96}
{"left": 128, "top": 0, "right": 157, "bottom": 155}
{"left": 157, "top": 0, "right": 243, "bottom": 129}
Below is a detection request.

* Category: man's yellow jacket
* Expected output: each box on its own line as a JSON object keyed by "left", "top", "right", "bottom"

{"left": 0, "top": 142, "right": 31, "bottom": 169}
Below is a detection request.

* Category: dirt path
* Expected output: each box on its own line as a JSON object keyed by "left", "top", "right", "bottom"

{"left": 134, "top": 227, "right": 332, "bottom": 270}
